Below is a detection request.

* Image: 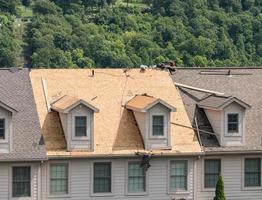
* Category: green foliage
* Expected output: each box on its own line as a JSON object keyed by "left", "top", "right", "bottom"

{"left": 214, "top": 175, "right": 226, "bottom": 200}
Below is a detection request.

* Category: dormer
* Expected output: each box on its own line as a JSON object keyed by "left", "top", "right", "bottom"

{"left": 0, "top": 101, "right": 16, "bottom": 153}
{"left": 198, "top": 95, "right": 251, "bottom": 146}
{"left": 126, "top": 94, "right": 176, "bottom": 150}
{"left": 51, "top": 95, "right": 99, "bottom": 151}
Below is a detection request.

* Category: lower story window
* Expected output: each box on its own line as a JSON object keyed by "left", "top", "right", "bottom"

{"left": 245, "top": 158, "right": 261, "bottom": 187}
{"left": 50, "top": 163, "right": 69, "bottom": 195}
{"left": 94, "top": 162, "right": 111, "bottom": 193}
{"left": 204, "top": 159, "right": 221, "bottom": 188}
{"left": 170, "top": 160, "right": 188, "bottom": 191}
{"left": 128, "top": 161, "right": 146, "bottom": 193}
{"left": 12, "top": 166, "right": 31, "bottom": 197}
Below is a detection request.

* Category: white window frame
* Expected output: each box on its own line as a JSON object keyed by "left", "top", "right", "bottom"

{"left": 149, "top": 112, "right": 167, "bottom": 139}
{"left": 168, "top": 159, "right": 190, "bottom": 194}
{"left": 48, "top": 161, "right": 71, "bottom": 198}
{"left": 91, "top": 160, "right": 114, "bottom": 197}
{"left": 226, "top": 113, "right": 240, "bottom": 135}
{"left": 0, "top": 116, "right": 8, "bottom": 143}
{"left": 242, "top": 156, "right": 262, "bottom": 191}
{"left": 72, "top": 114, "right": 91, "bottom": 141}
{"left": 9, "top": 163, "right": 33, "bottom": 199}
{"left": 125, "top": 160, "right": 148, "bottom": 196}
{"left": 201, "top": 157, "right": 223, "bottom": 191}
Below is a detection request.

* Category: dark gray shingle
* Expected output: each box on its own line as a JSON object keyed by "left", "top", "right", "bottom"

{"left": 0, "top": 69, "right": 46, "bottom": 161}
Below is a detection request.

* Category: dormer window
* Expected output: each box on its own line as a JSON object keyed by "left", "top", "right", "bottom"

{"left": 227, "top": 114, "right": 239, "bottom": 133}
{"left": 0, "top": 118, "right": 5, "bottom": 139}
{"left": 152, "top": 115, "right": 164, "bottom": 136}
{"left": 75, "top": 116, "right": 87, "bottom": 137}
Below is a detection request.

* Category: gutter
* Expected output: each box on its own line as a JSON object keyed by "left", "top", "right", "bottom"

{"left": 47, "top": 152, "right": 205, "bottom": 159}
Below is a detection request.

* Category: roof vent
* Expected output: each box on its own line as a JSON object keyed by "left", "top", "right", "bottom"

{"left": 140, "top": 65, "right": 148, "bottom": 72}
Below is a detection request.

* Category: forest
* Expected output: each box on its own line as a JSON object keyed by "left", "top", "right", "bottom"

{"left": 0, "top": 0, "right": 262, "bottom": 68}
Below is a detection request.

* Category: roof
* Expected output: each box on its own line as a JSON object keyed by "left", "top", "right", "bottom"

{"left": 197, "top": 95, "right": 251, "bottom": 110}
{"left": 30, "top": 68, "right": 201, "bottom": 157}
{"left": 173, "top": 67, "right": 262, "bottom": 152}
{"left": 126, "top": 94, "right": 176, "bottom": 112}
{"left": 0, "top": 69, "right": 46, "bottom": 161}
{"left": 51, "top": 95, "right": 99, "bottom": 113}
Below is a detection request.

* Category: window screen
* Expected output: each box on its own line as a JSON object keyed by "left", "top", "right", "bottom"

{"left": 245, "top": 158, "right": 261, "bottom": 187}
{"left": 94, "top": 162, "right": 111, "bottom": 193}
{"left": 12, "top": 166, "right": 31, "bottom": 197}
{"left": 50, "top": 163, "right": 68, "bottom": 194}
{"left": 128, "top": 162, "right": 146, "bottom": 193}
{"left": 152, "top": 115, "right": 164, "bottom": 136}
{"left": 170, "top": 160, "right": 188, "bottom": 191}
{"left": 204, "top": 159, "right": 221, "bottom": 188}
{"left": 75, "top": 116, "right": 87, "bottom": 137}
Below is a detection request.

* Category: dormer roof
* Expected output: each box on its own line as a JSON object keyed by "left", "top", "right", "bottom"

{"left": 197, "top": 95, "right": 251, "bottom": 110}
{"left": 0, "top": 100, "right": 18, "bottom": 114}
{"left": 51, "top": 95, "right": 99, "bottom": 113}
{"left": 126, "top": 94, "right": 176, "bottom": 112}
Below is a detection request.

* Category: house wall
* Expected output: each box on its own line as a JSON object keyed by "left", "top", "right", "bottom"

{"left": 0, "top": 162, "right": 40, "bottom": 200}
{"left": 133, "top": 111, "right": 146, "bottom": 142}
{"left": 41, "top": 157, "right": 195, "bottom": 200}
{"left": 196, "top": 154, "right": 262, "bottom": 200}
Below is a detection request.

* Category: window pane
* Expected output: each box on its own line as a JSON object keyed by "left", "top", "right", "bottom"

{"left": 245, "top": 158, "right": 261, "bottom": 187}
{"left": 204, "top": 159, "right": 221, "bottom": 188}
{"left": 12, "top": 166, "right": 31, "bottom": 197}
{"left": 152, "top": 115, "right": 164, "bottom": 136}
{"left": 0, "top": 119, "right": 5, "bottom": 139}
{"left": 128, "top": 162, "right": 145, "bottom": 193}
{"left": 94, "top": 163, "right": 111, "bottom": 193}
{"left": 50, "top": 164, "right": 68, "bottom": 194}
{"left": 75, "top": 116, "right": 87, "bottom": 137}
{"left": 170, "top": 161, "right": 187, "bottom": 191}
{"left": 227, "top": 114, "right": 239, "bottom": 132}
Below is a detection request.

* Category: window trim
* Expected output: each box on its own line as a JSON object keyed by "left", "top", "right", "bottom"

{"left": 125, "top": 160, "right": 148, "bottom": 196}
{"left": 9, "top": 164, "right": 32, "bottom": 199}
{"left": 72, "top": 115, "right": 90, "bottom": 141}
{"left": 0, "top": 118, "right": 5, "bottom": 140}
{"left": 149, "top": 113, "right": 167, "bottom": 139}
{"left": 168, "top": 159, "right": 190, "bottom": 194}
{"left": 201, "top": 157, "right": 223, "bottom": 191}
{"left": 0, "top": 115, "right": 9, "bottom": 144}
{"left": 48, "top": 161, "right": 71, "bottom": 198}
{"left": 242, "top": 156, "right": 262, "bottom": 191}
{"left": 91, "top": 160, "right": 114, "bottom": 197}
{"left": 227, "top": 113, "right": 239, "bottom": 134}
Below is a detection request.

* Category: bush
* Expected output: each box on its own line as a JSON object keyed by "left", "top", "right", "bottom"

{"left": 214, "top": 175, "right": 226, "bottom": 200}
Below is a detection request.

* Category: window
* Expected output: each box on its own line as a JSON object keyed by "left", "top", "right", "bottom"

{"left": 152, "top": 115, "right": 164, "bottom": 136}
{"left": 50, "top": 163, "right": 68, "bottom": 195}
{"left": 227, "top": 114, "right": 239, "bottom": 133}
{"left": 75, "top": 116, "right": 87, "bottom": 137}
{"left": 12, "top": 166, "right": 31, "bottom": 197}
{"left": 0, "top": 118, "right": 5, "bottom": 139}
{"left": 204, "top": 159, "right": 221, "bottom": 188}
{"left": 245, "top": 158, "right": 261, "bottom": 187}
{"left": 170, "top": 160, "right": 188, "bottom": 191}
{"left": 94, "top": 162, "right": 111, "bottom": 193}
{"left": 128, "top": 162, "right": 146, "bottom": 193}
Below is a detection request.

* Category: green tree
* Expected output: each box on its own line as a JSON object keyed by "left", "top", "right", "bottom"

{"left": 214, "top": 175, "right": 226, "bottom": 200}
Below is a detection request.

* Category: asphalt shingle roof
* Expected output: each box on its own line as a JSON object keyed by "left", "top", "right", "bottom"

{"left": 0, "top": 68, "right": 46, "bottom": 161}
{"left": 173, "top": 68, "right": 262, "bottom": 152}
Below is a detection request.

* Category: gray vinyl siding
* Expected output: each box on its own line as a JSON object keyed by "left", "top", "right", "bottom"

{"left": 41, "top": 157, "right": 195, "bottom": 200}
{"left": 204, "top": 109, "right": 222, "bottom": 144}
{"left": 0, "top": 162, "right": 40, "bottom": 200}
{"left": 196, "top": 155, "right": 262, "bottom": 200}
